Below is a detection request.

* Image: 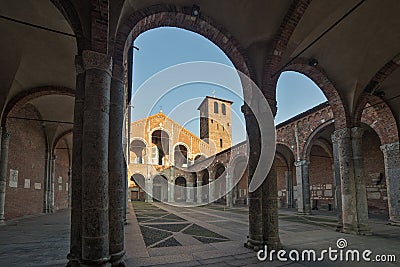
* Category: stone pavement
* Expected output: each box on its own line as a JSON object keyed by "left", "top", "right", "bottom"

{"left": 0, "top": 204, "right": 399, "bottom": 266}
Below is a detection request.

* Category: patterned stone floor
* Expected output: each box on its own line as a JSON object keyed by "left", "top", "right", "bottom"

{"left": 0, "top": 203, "right": 399, "bottom": 266}
{"left": 133, "top": 201, "right": 229, "bottom": 248}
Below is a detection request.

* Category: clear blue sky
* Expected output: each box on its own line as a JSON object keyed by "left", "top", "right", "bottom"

{"left": 131, "top": 27, "right": 326, "bottom": 144}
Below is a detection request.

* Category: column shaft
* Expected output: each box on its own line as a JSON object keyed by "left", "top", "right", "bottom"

{"left": 262, "top": 161, "right": 282, "bottom": 249}
{"left": 226, "top": 173, "right": 233, "bottom": 207}
{"left": 351, "top": 127, "right": 370, "bottom": 234}
{"left": 0, "top": 128, "right": 10, "bottom": 223}
{"left": 186, "top": 182, "right": 194, "bottom": 202}
{"left": 295, "top": 160, "right": 311, "bottom": 214}
{"left": 285, "top": 170, "right": 293, "bottom": 208}
{"left": 331, "top": 138, "right": 343, "bottom": 231}
{"left": 380, "top": 142, "right": 400, "bottom": 225}
{"left": 80, "top": 50, "right": 112, "bottom": 266}
{"left": 108, "top": 64, "right": 126, "bottom": 265}
{"left": 50, "top": 155, "right": 56, "bottom": 213}
{"left": 333, "top": 128, "right": 358, "bottom": 234}
{"left": 196, "top": 180, "right": 203, "bottom": 204}
{"left": 68, "top": 55, "right": 85, "bottom": 266}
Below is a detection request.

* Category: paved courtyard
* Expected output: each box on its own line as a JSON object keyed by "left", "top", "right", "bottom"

{"left": 0, "top": 203, "right": 399, "bottom": 266}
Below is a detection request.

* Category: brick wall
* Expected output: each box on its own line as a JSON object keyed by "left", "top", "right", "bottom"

{"left": 308, "top": 145, "right": 334, "bottom": 210}
{"left": 53, "top": 141, "right": 70, "bottom": 210}
{"left": 5, "top": 104, "right": 46, "bottom": 220}
{"left": 362, "top": 128, "right": 387, "bottom": 215}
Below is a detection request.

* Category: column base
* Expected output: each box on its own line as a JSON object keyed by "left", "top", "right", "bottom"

{"left": 357, "top": 224, "right": 371, "bottom": 235}
{"left": 263, "top": 238, "right": 283, "bottom": 250}
{"left": 388, "top": 220, "right": 400, "bottom": 226}
{"left": 335, "top": 224, "right": 343, "bottom": 232}
{"left": 110, "top": 250, "right": 126, "bottom": 267}
{"left": 80, "top": 257, "right": 111, "bottom": 267}
{"left": 244, "top": 237, "right": 264, "bottom": 251}
{"left": 66, "top": 253, "right": 80, "bottom": 267}
{"left": 342, "top": 224, "right": 358, "bottom": 235}
{"left": 297, "top": 211, "right": 312, "bottom": 215}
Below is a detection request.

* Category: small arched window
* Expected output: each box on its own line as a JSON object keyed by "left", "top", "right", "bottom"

{"left": 220, "top": 139, "right": 223, "bottom": 148}
{"left": 214, "top": 102, "right": 218, "bottom": 113}
{"left": 221, "top": 103, "right": 226, "bottom": 115}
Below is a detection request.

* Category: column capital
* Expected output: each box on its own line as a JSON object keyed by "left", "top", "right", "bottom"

{"left": 82, "top": 50, "right": 112, "bottom": 75}
{"left": 331, "top": 128, "right": 351, "bottom": 142}
{"left": 294, "top": 160, "right": 307, "bottom": 167}
{"left": 380, "top": 142, "right": 400, "bottom": 153}
{"left": 351, "top": 127, "right": 364, "bottom": 139}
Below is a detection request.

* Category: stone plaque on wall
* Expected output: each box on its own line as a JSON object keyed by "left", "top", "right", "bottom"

{"left": 58, "top": 176, "right": 62, "bottom": 183}
{"left": 59, "top": 185, "right": 62, "bottom": 191}
{"left": 34, "top": 183, "right": 41, "bottom": 190}
{"left": 24, "top": 179, "right": 31, "bottom": 189}
{"left": 9, "top": 169, "right": 18, "bottom": 188}
{"left": 66, "top": 182, "right": 68, "bottom": 192}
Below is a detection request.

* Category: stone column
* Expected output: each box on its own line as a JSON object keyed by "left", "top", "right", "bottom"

{"left": 43, "top": 151, "right": 50, "bottom": 213}
{"left": 380, "top": 142, "right": 400, "bottom": 225}
{"left": 244, "top": 110, "right": 263, "bottom": 250}
{"left": 0, "top": 127, "right": 10, "bottom": 223}
{"left": 108, "top": 63, "right": 125, "bottom": 265}
{"left": 80, "top": 50, "right": 112, "bottom": 266}
{"left": 226, "top": 173, "right": 233, "bottom": 207}
{"left": 262, "top": 161, "right": 282, "bottom": 249}
{"left": 351, "top": 127, "right": 370, "bottom": 234}
{"left": 209, "top": 177, "right": 215, "bottom": 203}
{"left": 294, "top": 160, "right": 311, "bottom": 214}
{"left": 68, "top": 55, "right": 85, "bottom": 266}
{"left": 168, "top": 180, "right": 174, "bottom": 202}
{"left": 285, "top": 170, "right": 293, "bottom": 208}
{"left": 332, "top": 128, "right": 358, "bottom": 234}
{"left": 186, "top": 181, "right": 194, "bottom": 202}
{"left": 196, "top": 179, "right": 203, "bottom": 204}
{"left": 145, "top": 179, "right": 153, "bottom": 202}
{"left": 331, "top": 136, "right": 343, "bottom": 231}
{"left": 50, "top": 154, "right": 56, "bottom": 213}
{"left": 68, "top": 169, "right": 72, "bottom": 208}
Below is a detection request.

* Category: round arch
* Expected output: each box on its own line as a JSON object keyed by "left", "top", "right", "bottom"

{"left": 114, "top": 4, "right": 255, "bottom": 81}
{"left": 282, "top": 59, "right": 349, "bottom": 129}
{"left": 1, "top": 86, "right": 75, "bottom": 126}
{"left": 302, "top": 119, "right": 335, "bottom": 161}
{"left": 354, "top": 93, "right": 399, "bottom": 145}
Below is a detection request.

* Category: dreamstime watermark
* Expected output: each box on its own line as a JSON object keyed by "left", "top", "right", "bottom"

{"left": 257, "top": 238, "right": 397, "bottom": 263}
{"left": 124, "top": 61, "right": 276, "bottom": 207}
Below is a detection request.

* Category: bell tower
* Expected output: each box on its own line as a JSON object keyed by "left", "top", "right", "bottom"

{"left": 198, "top": 96, "right": 233, "bottom": 153}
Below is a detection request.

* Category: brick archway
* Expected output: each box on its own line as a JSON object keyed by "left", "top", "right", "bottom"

{"left": 354, "top": 93, "right": 399, "bottom": 145}
{"left": 114, "top": 4, "right": 255, "bottom": 81}
{"left": 282, "top": 58, "right": 349, "bottom": 129}
{"left": 1, "top": 86, "right": 75, "bottom": 126}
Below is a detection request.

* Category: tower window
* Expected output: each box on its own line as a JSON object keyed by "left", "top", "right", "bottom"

{"left": 222, "top": 103, "right": 226, "bottom": 115}
{"left": 214, "top": 102, "right": 218, "bottom": 113}
{"left": 217, "top": 124, "right": 219, "bottom": 130}
{"left": 211, "top": 119, "right": 213, "bottom": 123}
{"left": 227, "top": 123, "right": 229, "bottom": 127}
{"left": 220, "top": 139, "right": 223, "bottom": 148}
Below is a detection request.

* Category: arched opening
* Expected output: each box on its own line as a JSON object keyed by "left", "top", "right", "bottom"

{"left": 214, "top": 163, "right": 226, "bottom": 203}
{"left": 130, "top": 139, "right": 146, "bottom": 164}
{"left": 276, "top": 71, "right": 328, "bottom": 125}
{"left": 231, "top": 156, "right": 248, "bottom": 205}
{"left": 153, "top": 175, "right": 168, "bottom": 202}
{"left": 174, "top": 144, "right": 188, "bottom": 167}
{"left": 175, "top": 176, "right": 187, "bottom": 202}
{"left": 275, "top": 144, "right": 296, "bottom": 209}
{"left": 130, "top": 174, "right": 146, "bottom": 201}
{"left": 151, "top": 130, "right": 169, "bottom": 165}
{"left": 361, "top": 123, "right": 388, "bottom": 219}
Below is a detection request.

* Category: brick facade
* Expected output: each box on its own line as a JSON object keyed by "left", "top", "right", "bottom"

{"left": 5, "top": 104, "right": 46, "bottom": 220}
